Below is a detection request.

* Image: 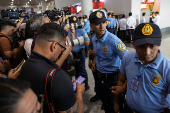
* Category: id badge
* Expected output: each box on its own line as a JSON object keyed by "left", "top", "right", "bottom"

{"left": 130, "top": 78, "right": 139, "bottom": 92}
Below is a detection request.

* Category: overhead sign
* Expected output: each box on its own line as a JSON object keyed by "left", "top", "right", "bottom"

{"left": 141, "top": 0, "right": 154, "bottom": 4}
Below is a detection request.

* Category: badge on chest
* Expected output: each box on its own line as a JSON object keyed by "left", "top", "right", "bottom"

{"left": 103, "top": 46, "right": 107, "bottom": 53}
{"left": 130, "top": 75, "right": 141, "bottom": 92}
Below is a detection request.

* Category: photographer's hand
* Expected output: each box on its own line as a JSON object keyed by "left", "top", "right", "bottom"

{"left": 8, "top": 68, "right": 21, "bottom": 79}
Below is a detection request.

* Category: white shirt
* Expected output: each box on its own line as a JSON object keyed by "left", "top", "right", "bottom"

{"left": 141, "top": 16, "right": 146, "bottom": 23}
{"left": 127, "top": 16, "right": 136, "bottom": 29}
{"left": 119, "top": 18, "right": 127, "bottom": 30}
{"left": 24, "top": 38, "right": 33, "bottom": 58}
{"left": 153, "top": 15, "right": 160, "bottom": 26}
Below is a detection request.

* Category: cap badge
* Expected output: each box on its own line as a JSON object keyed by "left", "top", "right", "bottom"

{"left": 142, "top": 24, "right": 153, "bottom": 35}
{"left": 96, "top": 12, "right": 102, "bottom": 18}
{"left": 152, "top": 74, "right": 161, "bottom": 85}
{"left": 73, "top": 17, "right": 77, "bottom": 21}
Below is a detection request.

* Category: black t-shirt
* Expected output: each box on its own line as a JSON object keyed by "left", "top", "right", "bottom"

{"left": 20, "top": 51, "right": 76, "bottom": 112}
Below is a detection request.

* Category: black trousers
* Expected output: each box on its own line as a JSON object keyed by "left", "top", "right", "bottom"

{"left": 94, "top": 71, "right": 119, "bottom": 113}
{"left": 127, "top": 29, "right": 134, "bottom": 42}
{"left": 120, "top": 30, "right": 127, "bottom": 41}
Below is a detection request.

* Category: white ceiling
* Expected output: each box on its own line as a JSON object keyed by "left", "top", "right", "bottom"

{"left": 0, "top": 0, "right": 54, "bottom": 6}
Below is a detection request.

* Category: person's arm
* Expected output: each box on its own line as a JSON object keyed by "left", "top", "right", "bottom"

{"left": 12, "top": 41, "right": 25, "bottom": 59}
{"left": 83, "top": 32, "right": 90, "bottom": 46}
{"left": 14, "top": 18, "right": 24, "bottom": 32}
{"left": 113, "top": 73, "right": 127, "bottom": 113}
{"left": 91, "top": 57, "right": 96, "bottom": 71}
{"left": 58, "top": 82, "right": 85, "bottom": 113}
{"left": 84, "top": 40, "right": 90, "bottom": 46}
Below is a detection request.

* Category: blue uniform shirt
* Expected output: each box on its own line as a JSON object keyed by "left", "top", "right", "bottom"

{"left": 113, "top": 18, "right": 118, "bottom": 28}
{"left": 107, "top": 17, "right": 114, "bottom": 28}
{"left": 68, "top": 29, "right": 90, "bottom": 53}
{"left": 92, "top": 30, "right": 128, "bottom": 73}
{"left": 83, "top": 20, "right": 90, "bottom": 33}
{"left": 120, "top": 50, "right": 170, "bottom": 113}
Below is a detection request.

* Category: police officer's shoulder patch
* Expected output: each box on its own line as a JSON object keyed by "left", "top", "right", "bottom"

{"left": 118, "top": 42, "right": 126, "bottom": 51}
{"left": 85, "top": 33, "right": 88, "bottom": 37}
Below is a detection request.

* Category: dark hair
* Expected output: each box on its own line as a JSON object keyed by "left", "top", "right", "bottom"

{"left": 50, "top": 17, "right": 60, "bottom": 22}
{"left": 122, "top": 14, "right": 125, "bottom": 18}
{"left": 0, "top": 78, "right": 30, "bottom": 113}
{"left": 152, "top": 12, "right": 155, "bottom": 14}
{"left": 0, "top": 20, "right": 16, "bottom": 31}
{"left": 155, "top": 11, "right": 159, "bottom": 14}
{"left": 25, "top": 20, "right": 34, "bottom": 39}
{"left": 129, "top": 12, "right": 132, "bottom": 16}
{"left": 36, "top": 23, "right": 68, "bottom": 45}
{"left": 142, "top": 12, "right": 146, "bottom": 16}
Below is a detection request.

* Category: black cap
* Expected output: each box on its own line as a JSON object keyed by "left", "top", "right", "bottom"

{"left": 89, "top": 11, "right": 107, "bottom": 25}
{"left": 83, "top": 15, "right": 88, "bottom": 19}
{"left": 133, "top": 23, "right": 162, "bottom": 46}
{"left": 69, "top": 16, "right": 78, "bottom": 23}
{"left": 107, "top": 12, "right": 112, "bottom": 16}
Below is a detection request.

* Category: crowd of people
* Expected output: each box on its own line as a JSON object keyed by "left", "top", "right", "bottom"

{"left": 0, "top": 8, "right": 169, "bottom": 113}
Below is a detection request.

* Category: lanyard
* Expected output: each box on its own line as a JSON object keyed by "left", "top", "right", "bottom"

{"left": 136, "top": 75, "right": 141, "bottom": 80}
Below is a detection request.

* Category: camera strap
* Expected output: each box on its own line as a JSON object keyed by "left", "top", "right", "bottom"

{"left": 45, "top": 68, "right": 61, "bottom": 113}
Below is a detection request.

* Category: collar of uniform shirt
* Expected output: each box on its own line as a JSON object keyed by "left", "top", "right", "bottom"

{"left": 94, "top": 29, "right": 108, "bottom": 42}
{"left": 133, "top": 50, "right": 163, "bottom": 69}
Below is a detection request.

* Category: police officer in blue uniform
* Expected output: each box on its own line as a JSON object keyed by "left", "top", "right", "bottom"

{"left": 89, "top": 11, "right": 128, "bottom": 113}
{"left": 112, "top": 14, "right": 119, "bottom": 36}
{"left": 83, "top": 15, "right": 91, "bottom": 57}
{"left": 68, "top": 16, "right": 90, "bottom": 90}
{"left": 107, "top": 12, "right": 114, "bottom": 34}
{"left": 112, "top": 23, "right": 170, "bottom": 113}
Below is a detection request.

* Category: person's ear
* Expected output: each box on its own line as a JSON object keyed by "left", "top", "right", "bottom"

{"left": 51, "top": 42, "right": 57, "bottom": 52}
{"left": 131, "top": 41, "right": 136, "bottom": 49}
{"left": 90, "top": 24, "right": 93, "bottom": 30}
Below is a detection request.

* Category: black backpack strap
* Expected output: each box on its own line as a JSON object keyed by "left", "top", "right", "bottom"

{"left": 45, "top": 68, "right": 61, "bottom": 113}
{"left": 0, "top": 35, "right": 13, "bottom": 46}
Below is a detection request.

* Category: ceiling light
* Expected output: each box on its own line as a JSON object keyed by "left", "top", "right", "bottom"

{"left": 26, "top": 4, "right": 27, "bottom": 5}
{"left": 30, "top": 0, "right": 31, "bottom": 1}
{"left": 12, "top": 0, "right": 14, "bottom": 1}
{"left": 45, "top": 0, "right": 47, "bottom": 1}
{"left": 11, "top": 2, "right": 13, "bottom": 3}
{"left": 27, "top": 2, "right": 29, "bottom": 3}
{"left": 11, "top": 4, "right": 13, "bottom": 5}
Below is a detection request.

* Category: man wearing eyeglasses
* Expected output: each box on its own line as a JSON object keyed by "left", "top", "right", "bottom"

{"left": 68, "top": 16, "right": 90, "bottom": 91}
{"left": 20, "top": 23, "right": 85, "bottom": 113}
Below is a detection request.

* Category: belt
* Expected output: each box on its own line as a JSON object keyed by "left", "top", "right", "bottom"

{"left": 96, "top": 70, "right": 119, "bottom": 81}
{"left": 72, "top": 48, "right": 85, "bottom": 55}
{"left": 107, "top": 26, "right": 114, "bottom": 29}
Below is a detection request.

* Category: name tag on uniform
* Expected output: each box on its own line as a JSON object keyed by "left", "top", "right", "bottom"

{"left": 130, "top": 78, "right": 139, "bottom": 92}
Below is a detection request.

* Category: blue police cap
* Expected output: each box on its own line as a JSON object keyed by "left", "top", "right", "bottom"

{"left": 89, "top": 11, "right": 107, "bottom": 25}
{"left": 133, "top": 23, "right": 162, "bottom": 46}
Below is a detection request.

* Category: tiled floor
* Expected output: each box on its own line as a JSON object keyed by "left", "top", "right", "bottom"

{"left": 83, "top": 33, "right": 170, "bottom": 113}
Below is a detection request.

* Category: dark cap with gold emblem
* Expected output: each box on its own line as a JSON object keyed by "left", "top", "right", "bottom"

{"left": 83, "top": 15, "right": 88, "bottom": 19}
{"left": 132, "top": 23, "right": 162, "bottom": 46}
{"left": 69, "top": 16, "right": 78, "bottom": 23}
{"left": 89, "top": 11, "right": 107, "bottom": 25}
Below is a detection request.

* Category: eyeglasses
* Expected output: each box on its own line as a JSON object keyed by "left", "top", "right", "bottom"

{"left": 48, "top": 40, "right": 66, "bottom": 52}
{"left": 37, "top": 94, "right": 44, "bottom": 113}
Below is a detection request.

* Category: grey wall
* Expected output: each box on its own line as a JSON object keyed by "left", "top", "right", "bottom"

{"left": 104, "top": 0, "right": 131, "bottom": 18}
{"left": 159, "top": 0, "right": 170, "bottom": 29}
